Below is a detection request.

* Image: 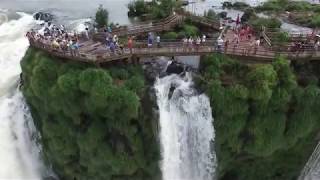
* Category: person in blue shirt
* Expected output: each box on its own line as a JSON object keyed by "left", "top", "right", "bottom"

{"left": 148, "top": 33, "right": 153, "bottom": 47}
{"left": 110, "top": 42, "right": 115, "bottom": 54}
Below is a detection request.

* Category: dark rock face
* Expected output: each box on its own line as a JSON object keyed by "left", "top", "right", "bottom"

{"left": 166, "top": 61, "right": 184, "bottom": 75}
{"left": 241, "top": 8, "right": 254, "bottom": 22}
{"left": 33, "top": 12, "right": 54, "bottom": 22}
{"left": 218, "top": 12, "right": 228, "bottom": 19}
{"left": 143, "top": 58, "right": 168, "bottom": 82}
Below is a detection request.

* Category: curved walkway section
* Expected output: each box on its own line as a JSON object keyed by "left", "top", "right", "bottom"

{"left": 28, "top": 36, "right": 320, "bottom": 65}
{"left": 93, "top": 13, "right": 221, "bottom": 41}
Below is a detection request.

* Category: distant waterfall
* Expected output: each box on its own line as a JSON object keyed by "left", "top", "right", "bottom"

{"left": 155, "top": 73, "right": 217, "bottom": 180}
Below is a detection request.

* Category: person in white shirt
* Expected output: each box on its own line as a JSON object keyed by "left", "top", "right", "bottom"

{"left": 196, "top": 36, "right": 201, "bottom": 51}
{"left": 217, "top": 37, "right": 224, "bottom": 53}
{"left": 156, "top": 36, "right": 161, "bottom": 47}
{"left": 202, "top": 34, "right": 206, "bottom": 43}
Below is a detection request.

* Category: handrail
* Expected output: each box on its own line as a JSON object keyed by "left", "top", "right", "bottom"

{"left": 28, "top": 35, "right": 320, "bottom": 65}
{"left": 262, "top": 26, "right": 272, "bottom": 47}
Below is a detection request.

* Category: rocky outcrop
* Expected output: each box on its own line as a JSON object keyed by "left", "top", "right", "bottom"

{"left": 33, "top": 12, "right": 54, "bottom": 22}
{"left": 166, "top": 61, "right": 184, "bottom": 75}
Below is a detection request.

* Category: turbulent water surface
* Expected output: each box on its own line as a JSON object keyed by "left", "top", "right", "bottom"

{"left": 155, "top": 73, "right": 217, "bottom": 180}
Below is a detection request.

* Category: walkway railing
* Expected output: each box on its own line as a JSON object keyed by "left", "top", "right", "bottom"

{"left": 28, "top": 35, "right": 320, "bottom": 65}
{"left": 262, "top": 26, "right": 272, "bottom": 47}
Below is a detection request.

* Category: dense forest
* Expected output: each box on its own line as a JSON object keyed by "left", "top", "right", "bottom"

{"left": 199, "top": 54, "right": 320, "bottom": 180}
{"left": 20, "top": 48, "right": 161, "bottom": 180}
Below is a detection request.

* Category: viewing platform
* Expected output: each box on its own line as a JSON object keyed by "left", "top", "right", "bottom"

{"left": 27, "top": 13, "right": 320, "bottom": 65}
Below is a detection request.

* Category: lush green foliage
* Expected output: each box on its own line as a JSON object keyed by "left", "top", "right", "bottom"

{"left": 21, "top": 48, "right": 160, "bottom": 180}
{"left": 200, "top": 54, "right": 320, "bottom": 180}
{"left": 150, "top": 0, "right": 177, "bottom": 19}
{"left": 257, "top": 0, "right": 316, "bottom": 12}
{"left": 127, "top": 0, "right": 178, "bottom": 19}
{"left": 248, "top": 16, "right": 281, "bottom": 31}
{"left": 222, "top": 1, "right": 250, "bottom": 10}
{"left": 204, "top": 9, "right": 219, "bottom": 21}
{"left": 181, "top": 24, "right": 199, "bottom": 37}
{"left": 95, "top": 5, "right": 109, "bottom": 28}
{"left": 127, "top": 0, "right": 148, "bottom": 17}
{"left": 162, "top": 32, "right": 178, "bottom": 40}
{"left": 256, "top": 0, "right": 320, "bottom": 27}
{"left": 275, "top": 32, "right": 290, "bottom": 45}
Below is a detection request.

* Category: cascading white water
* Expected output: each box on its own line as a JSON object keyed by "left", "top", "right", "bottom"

{"left": 155, "top": 73, "right": 217, "bottom": 180}
{"left": 0, "top": 12, "right": 44, "bottom": 179}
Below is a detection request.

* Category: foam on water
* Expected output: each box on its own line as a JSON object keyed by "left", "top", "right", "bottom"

{"left": 155, "top": 73, "right": 217, "bottom": 180}
{"left": 0, "top": 12, "right": 45, "bottom": 179}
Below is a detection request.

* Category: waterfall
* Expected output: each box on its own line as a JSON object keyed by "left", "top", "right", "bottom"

{"left": 0, "top": 12, "right": 45, "bottom": 179}
{"left": 155, "top": 73, "right": 217, "bottom": 180}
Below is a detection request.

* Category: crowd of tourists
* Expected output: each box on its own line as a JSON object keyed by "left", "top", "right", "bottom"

{"left": 26, "top": 22, "right": 84, "bottom": 56}
{"left": 26, "top": 20, "right": 320, "bottom": 59}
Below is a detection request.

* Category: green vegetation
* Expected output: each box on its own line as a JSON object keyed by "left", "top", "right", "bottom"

{"left": 127, "top": 0, "right": 147, "bottom": 17}
{"left": 95, "top": 5, "right": 109, "bottom": 28}
{"left": 204, "top": 9, "right": 219, "bottom": 21}
{"left": 199, "top": 54, "right": 320, "bottom": 180}
{"left": 248, "top": 16, "right": 281, "bottom": 31}
{"left": 21, "top": 48, "right": 160, "bottom": 180}
{"left": 222, "top": 1, "right": 250, "bottom": 10}
{"left": 162, "top": 32, "right": 178, "bottom": 40}
{"left": 161, "top": 21, "right": 200, "bottom": 40}
{"left": 127, "top": 0, "right": 180, "bottom": 19}
{"left": 256, "top": 0, "right": 320, "bottom": 27}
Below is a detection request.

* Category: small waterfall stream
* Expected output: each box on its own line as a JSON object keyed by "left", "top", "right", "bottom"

{"left": 155, "top": 73, "right": 217, "bottom": 180}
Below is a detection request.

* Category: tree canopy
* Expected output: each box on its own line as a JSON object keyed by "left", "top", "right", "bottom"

{"left": 95, "top": 5, "right": 109, "bottom": 28}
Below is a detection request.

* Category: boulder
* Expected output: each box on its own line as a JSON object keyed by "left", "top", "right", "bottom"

{"left": 218, "top": 12, "right": 228, "bottom": 19}
{"left": 166, "top": 61, "right": 184, "bottom": 75}
{"left": 33, "top": 12, "right": 54, "bottom": 22}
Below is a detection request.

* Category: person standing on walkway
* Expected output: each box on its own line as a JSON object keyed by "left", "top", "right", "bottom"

{"left": 196, "top": 36, "right": 201, "bottom": 51}
{"left": 110, "top": 41, "right": 115, "bottom": 54}
{"left": 183, "top": 37, "right": 188, "bottom": 51}
{"left": 156, "top": 35, "right": 161, "bottom": 48}
{"left": 148, "top": 33, "right": 153, "bottom": 47}
{"left": 202, "top": 34, "right": 206, "bottom": 43}
{"left": 254, "top": 38, "right": 260, "bottom": 54}
{"left": 224, "top": 39, "right": 229, "bottom": 54}
{"left": 217, "top": 37, "right": 224, "bottom": 53}
{"left": 128, "top": 37, "right": 133, "bottom": 54}
{"left": 108, "top": 26, "right": 112, "bottom": 33}
{"left": 188, "top": 37, "right": 194, "bottom": 51}
{"left": 85, "top": 26, "right": 89, "bottom": 40}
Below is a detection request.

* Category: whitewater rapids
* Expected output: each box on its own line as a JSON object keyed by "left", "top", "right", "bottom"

{"left": 155, "top": 73, "right": 217, "bottom": 180}
{"left": 0, "top": 12, "right": 44, "bottom": 179}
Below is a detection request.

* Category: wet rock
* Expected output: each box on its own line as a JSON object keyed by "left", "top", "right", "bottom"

{"left": 166, "top": 61, "right": 184, "bottom": 75}
{"left": 33, "top": 12, "right": 54, "bottom": 22}
{"left": 143, "top": 58, "right": 168, "bottom": 82}
{"left": 241, "top": 8, "right": 255, "bottom": 23}
{"left": 218, "top": 12, "right": 227, "bottom": 19}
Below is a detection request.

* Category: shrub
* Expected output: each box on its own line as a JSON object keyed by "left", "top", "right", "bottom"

{"left": 182, "top": 24, "right": 199, "bottom": 37}
{"left": 95, "top": 5, "right": 109, "bottom": 28}
{"left": 127, "top": 0, "right": 148, "bottom": 17}
{"left": 162, "top": 32, "right": 178, "bottom": 40}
